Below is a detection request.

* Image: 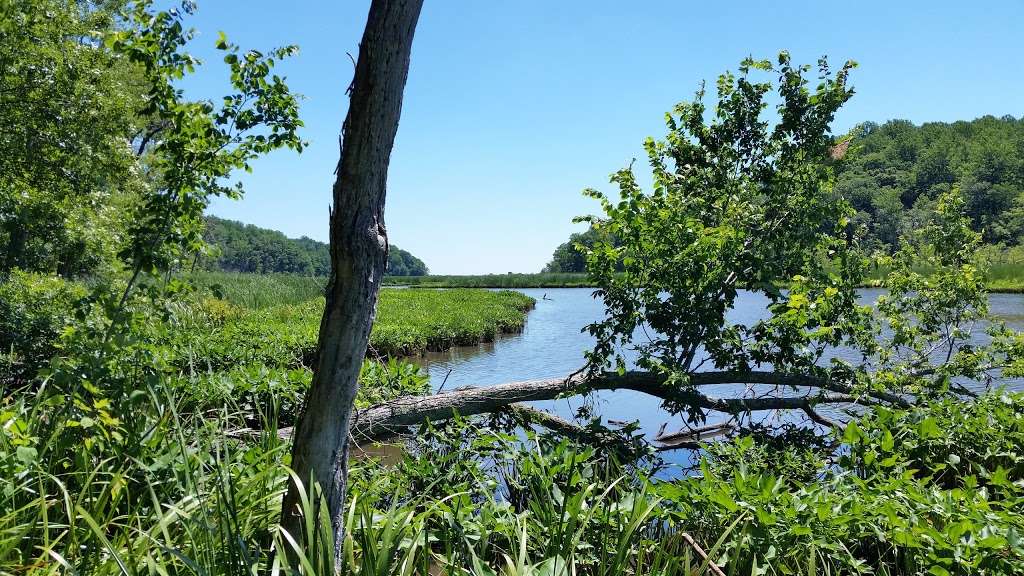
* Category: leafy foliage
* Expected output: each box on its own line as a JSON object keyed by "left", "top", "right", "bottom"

{"left": 578, "top": 53, "right": 1023, "bottom": 429}
{"left": 548, "top": 115, "right": 1024, "bottom": 276}
{"left": 105, "top": 0, "right": 304, "bottom": 278}
{"left": 659, "top": 393, "right": 1024, "bottom": 575}
{"left": 0, "top": 271, "right": 86, "bottom": 387}
{"left": 0, "top": 0, "right": 141, "bottom": 276}
{"left": 3, "top": 7, "right": 1024, "bottom": 573}
{"left": 580, "top": 54, "right": 860, "bottom": 387}
{"left": 837, "top": 116, "right": 1024, "bottom": 249}
{"left": 542, "top": 226, "right": 620, "bottom": 273}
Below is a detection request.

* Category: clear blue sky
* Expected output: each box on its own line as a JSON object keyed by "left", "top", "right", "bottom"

{"left": 182, "top": 1, "right": 1023, "bottom": 274}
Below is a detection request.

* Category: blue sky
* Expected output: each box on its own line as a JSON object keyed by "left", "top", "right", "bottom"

{"left": 183, "top": 1, "right": 1023, "bottom": 274}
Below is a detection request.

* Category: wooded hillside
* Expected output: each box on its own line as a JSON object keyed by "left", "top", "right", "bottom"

{"left": 544, "top": 115, "right": 1024, "bottom": 272}
{"left": 202, "top": 215, "right": 428, "bottom": 276}
{"left": 838, "top": 115, "right": 1024, "bottom": 249}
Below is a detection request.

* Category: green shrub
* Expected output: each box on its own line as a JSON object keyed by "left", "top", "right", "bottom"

{"left": 844, "top": 391, "right": 1024, "bottom": 489}
{"left": 655, "top": 394, "right": 1024, "bottom": 575}
{"left": 701, "top": 423, "right": 832, "bottom": 485}
{"left": 0, "top": 271, "right": 84, "bottom": 387}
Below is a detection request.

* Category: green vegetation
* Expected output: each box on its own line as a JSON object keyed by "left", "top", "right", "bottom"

{"left": 0, "top": 270, "right": 537, "bottom": 570}
{"left": 984, "top": 246, "right": 1024, "bottom": 292}
{"left": 189, "top": 270, "right": 328, "bottom": 308}
{"left": 385, "top": 272, "right": 594, "bottom": 288}
{"left": 543, "top": 117, "right": 1024, "bottom": 286}
{"left": 1, "top": 273, "right": 533, "bottom": 385}
{"left": 202, "top": 215, "right": 428, "bottom": 276}
{"left": 4, "top": 355, "right": 1023, "bottom": 574}
{"left": 387, "top": 268, "right": 1024, "bottom": 291}
{"left": 2, "top": 1, "right": 1023, "bottom": 573}
{"left": 0, "top": 0, "right": 142, "bottom": 276}
{"left": 837, "top": 116, "right": 1024, "bottom": 250}
{"left": 542, "top": 227, "right": 620, "bottom": 273}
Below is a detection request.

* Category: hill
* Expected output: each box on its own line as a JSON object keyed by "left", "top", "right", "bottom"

{"left": 201, "top": 216, "right": 428, "bottom": 276}
{"left": 836, "top": 115, "right": 1023, "bottom": 249}
{"left": 543, "top": 115, "right": 1024, "bottom": 271}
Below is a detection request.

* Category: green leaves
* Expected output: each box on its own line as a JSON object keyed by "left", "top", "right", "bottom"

{"left": 1, "top": 0, "right": 142, "bottom": 276}
{"left": 580, "top": 54, "right": 864, "bottom": 414}
{"left": 110, "top": 0, "right": 305, "bottom": 277}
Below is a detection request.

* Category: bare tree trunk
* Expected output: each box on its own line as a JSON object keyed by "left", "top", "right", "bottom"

{"left": 280, "top": 0, "right": 423, "bottom": 561}
{"left": 346, "top": 370, "right": 907, "bottom": 442}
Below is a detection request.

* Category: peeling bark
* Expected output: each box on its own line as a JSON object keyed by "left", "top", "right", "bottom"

{"left": 279, "top": 0, "right": 423, "bottom": 561}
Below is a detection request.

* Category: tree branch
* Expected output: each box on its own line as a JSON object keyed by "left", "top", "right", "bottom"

{"left": 350, "top": 370, "right": 898, "bottom": 442}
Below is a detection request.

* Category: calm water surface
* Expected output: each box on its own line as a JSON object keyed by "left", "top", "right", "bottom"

{"left": 416, "top": 288, "right": 1024, "bottom": 470}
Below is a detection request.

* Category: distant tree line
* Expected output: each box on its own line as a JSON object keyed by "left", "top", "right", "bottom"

{"left": 543, "top": 115, "right": 1024, "bottom": 272}
{"left": 836, "top": 115, "right": 1023, "bottom": 250}
{"left": 202, "top": 216, "right": 428, "bottom": 276}
{"left": 541, "top": 227, "right": 620, "bottom": 273}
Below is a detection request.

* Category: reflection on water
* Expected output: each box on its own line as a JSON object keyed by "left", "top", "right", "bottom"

{"left": 415, "top": 288, "right": 1024, "bottom": 471}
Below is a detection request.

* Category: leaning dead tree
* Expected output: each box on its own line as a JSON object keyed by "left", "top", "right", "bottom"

{"left": 280, "top": 0, "right": 423, "bottom": 558}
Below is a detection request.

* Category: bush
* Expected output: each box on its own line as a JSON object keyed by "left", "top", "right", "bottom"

{"left": 0, "top": 271, "right": 84, "bottom": 387}
{"left": 655, "top": 394, "right": 1024, "bottom": 575}
{"left": 843, "top": 391, "right": 1024, "bottom": 489}
{"left": 701, "top": 423, "right": 832, "bottom": 485}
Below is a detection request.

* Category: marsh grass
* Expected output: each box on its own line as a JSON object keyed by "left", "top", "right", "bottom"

{"left": 188, "top": 271, "right": 327, "bottom": 308}
{"left": 383, "top": 273, "right": 594, "bottom": 288}
{"left": 192, "top": 263, "right": 1024, "bottom": 296}
{"left": 0, "top": 382, "right": 731, "bottom": 576}
{"left": 165, "top": 288, "right": 534, "bottom": 377}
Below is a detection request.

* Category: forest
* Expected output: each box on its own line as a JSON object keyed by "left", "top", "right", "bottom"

{"left": 2, "top": 1, "right": 1024, "bottom": 575}
{"left": 545, "top": 115, "right": 1024, "bottom": 273}
{"left": 202, "top": 216, "right": 428, "bottom": 276}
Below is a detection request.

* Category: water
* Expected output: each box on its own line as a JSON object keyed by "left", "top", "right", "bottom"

{"left": 416, "top": 288, "right": 1024, "bottom": 470}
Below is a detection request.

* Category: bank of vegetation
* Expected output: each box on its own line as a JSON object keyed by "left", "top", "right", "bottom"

{"left": 545, "top": 115, "right": 1024, "bottom": 285}
{"left": 201, "top": 216, "right": 429, "bottom": 276}
{"left": 2, "top": 2, "right": 1024, "bottom": 575}
{"left": 386, "top": 254, "right": 1024, "bottom": 292}
{"left": 384, "top": 272, "right": 596, "bottom": 288}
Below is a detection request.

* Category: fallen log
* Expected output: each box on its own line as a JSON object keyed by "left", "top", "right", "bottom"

{"left": 348, "top": 370, "right": 900, "bottom": 442}
{"left": 654, "top": 422, "right": 734, "bottom": 449}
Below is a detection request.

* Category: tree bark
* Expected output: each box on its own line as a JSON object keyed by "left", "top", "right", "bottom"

{"left": 348, "top": 370, "right": 906, "bottom": 442}
{"left": 280, "top": 0, "right": 423, "bottom": 561}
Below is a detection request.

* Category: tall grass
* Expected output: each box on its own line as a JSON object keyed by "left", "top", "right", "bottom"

{"left": 188, "top": 271, "right": 327, "bottom": 308}
{"left": 383, "top": 273, "right": 595, "bottom": 288}
{"left": 984, "top": 247, "right": 1024, "bottom": 292}
{"left": 164, "top": 288, "right": 534, "bottom": 375}
{"left": 0, "top": 382, "right": 730, "bottom": 575}
{"left": 372, "top": 288, "right": 535, "bottom": 355}
{"left": 861, "top": 245, "right": 1024, "bottom": 292}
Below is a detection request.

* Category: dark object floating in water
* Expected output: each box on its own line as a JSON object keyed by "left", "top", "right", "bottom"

{"left": 654, "top": 421, "right": 733, "bottom": 449}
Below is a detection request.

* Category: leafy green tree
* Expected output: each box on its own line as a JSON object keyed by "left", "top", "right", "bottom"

{"left": 202, "top": 216, "right": 318, "bottom": 274}
{"left": 107, "top": 1, "right": 304, "bottom": 288}
{"left": 354, "top": 56, "right": 1020, "bottom": 442}
{"left": 836, "top": 115, "right": 1024, "bottom": 249}
{"left": 387, "top": 246, "right": 429, "bottom": 276}
{"left": 0, "top": 0, "right": 141, "bottom": 276}
{"left": 581, "top": 54, "right": 858, "bottom": 382}
{"left": 573, "top": 54, "right": 1022, "bottom": 425}
{"left": 542, "top": 226, "right": 618, "bottom": 273}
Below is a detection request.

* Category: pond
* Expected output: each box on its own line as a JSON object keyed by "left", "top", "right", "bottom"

{"left": 416, "top": 288, "right": 1024, "bottom": 470}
